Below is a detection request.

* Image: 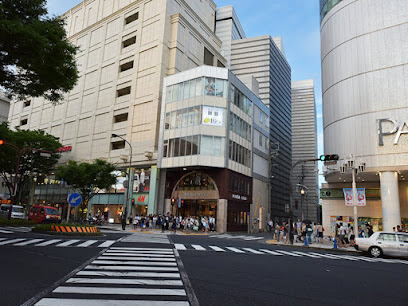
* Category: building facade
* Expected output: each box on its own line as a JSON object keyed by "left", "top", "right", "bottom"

{"left": 0, "top": 93, "right": 11, "bottom": 198}
{"left": 291, "top": 80, "right": 319, "bottom": 222}
{"left": 157, "top": 66, "right": 270, "bottom": 232}
{"left": 320, "top": 0, "right": 408, "bottom": 234}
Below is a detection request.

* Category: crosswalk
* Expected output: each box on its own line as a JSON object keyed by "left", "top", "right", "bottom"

{"left": 121, "top": 233, "right": 170, "bottom": 244}
{"left": 0, "top": 238, "right": 117, "bottom": 248}
{"left": 174, "top": 244, "right": 408, "bottom": 265}
{"left": 0, "top": 226, "right": 32, "bottom": 234}
{"left": 208, "top": 233, "right": 264, "bottom": 241}
{"left": 34, "top": 247, "right": 189, "bottom": 306}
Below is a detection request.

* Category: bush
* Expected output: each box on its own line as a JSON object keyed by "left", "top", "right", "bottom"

{"left": 0, "top": 218, "right": 36, "bottom": 226}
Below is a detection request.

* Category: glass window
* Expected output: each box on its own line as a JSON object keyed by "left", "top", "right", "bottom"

{"left": 163, "top": 140, "right": 168, "bottom": 157}
{"left": 260, "top": 112, "right": 263, "bottom": 124}
{"left": 192, "top": 135, "right": 199, "bottom": 155}
{"left": 259, "top": 134, "right": 262, "bottom": 146}
{"left": 169, "top": 139, "right": 175, "bottom": 157}
{"left": 187, "top": 107, "right": 194, "bottom": 127}
{"left": 166, "top": 86, "right": 173, "bottom": 103}
{"left": 397, "top": 234, "right": 408, "bottom": 243}
{"left": 229, "top": 140, "right": 233, "bottom": 159}
{"left": 186, "top": 135, "right": 192, "bottom": 156}
{"left": 212, "top": 137, "right": 223, "bottom": 157}
{"left": 174, "top": 138, "right": 180, "bottom": 157}
{"left": 172, "top": 84, "right": 179, "bottom": 102}
{"left": 175, "top": 110, "right": 183, "bottom": 128}
{"left": 177, "top": 83, "right": 184, "bottom": 101}
{"left": 200, "top": 135, "right": 213, "bottom": 156}
{"left": 181, "top": 108, "right": 188, "bottom": 128}
{"left": 378, "top": 234, "right": 397, "bottom": 241}
{"left": 183, "top": 81, "right": 190, "bottom": 100}
{"left": 193, "top": 105, "right": 201, "bottom": 125}
{"left": 170, "top": 111, "right": 176, "bottom": 129}
{"left": 215, "top": 79, "right": 225, "bottom": 97}
{"left": 196, "top": 77, "right": 203, "bottom": 96}
{"left": 179, "top": 137, "right": 186, "bottom": 157}
{"left": 205, "top": 78, "right": 216, "bottom": 96}
{"left": 165, "top": 113, "right": 170, "bottom": 129}
{"left": 190, "top": 79, "right": 196, "bottom": 99}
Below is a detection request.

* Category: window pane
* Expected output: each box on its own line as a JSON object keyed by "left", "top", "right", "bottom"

{"left": 169, "top": 139, "right": 174, "bottom": 157}
{"left": 172, "top": 84, "right": 179, "bottom": 102}
{"left": 215, "top": 79, "right": 225, "bottom": 97}
{"left": 200, "top": 135, "right": 214, "bottom": 156}
{"left": 176, "top": 110, "right": 183, "bottom": 128}
{"left": 178, "top": 83, "right": 184, "bottom": 100}
{"left": 187, "top": 107, "right": 194, "bottom": 127}
{"left": 174, "top": 138, "right": 180, "bottom": 157}
{"left": 193, "top": 105, "right": 201, "bottom": 125}
{"left": 165, "top": 113, "right": 170, "bottom": 129}
{"left": 383, "top": 234, "right": 397, "bottom": 241}
{"left": 397, "top": 234, "right": 408, "bottom": 243}
{"left": 186, "top": 135, "right": 192, "bottom": 156}
{"left": 184, "top": 81, "right": 190, "bottom": 99}
{"left": 192, "top": 135, "right": 199, "bottom": 155}
{"left": 179, "top": 137, "right": 186, "bottom": 156}
{"left": 196, "top": 77, "right": 203, "bottom": 96}
{"left": 163, "top": 140, "right": 168, "bottom": 157}
{"left": 166, "top": 86, "right": 173, "bottom": 102}
{"left": 213, "top": 137, "right": 222, "bottom": 156}
{"left": 170, "top": 111, "right": 176, "bottom": 129}
{"left": 205, "top": 77, "right": 215, "bottom": 96}
{"left": 182, "top": 108, "right": 188, "bottom": 128}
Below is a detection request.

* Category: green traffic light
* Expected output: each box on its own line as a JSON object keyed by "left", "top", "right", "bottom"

{"left": 320, "top": 155, "right": 325, "bottom": 161}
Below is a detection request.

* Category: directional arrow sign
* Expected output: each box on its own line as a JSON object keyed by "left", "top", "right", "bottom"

{"left": 68, "top": 193, "right": 82, "bottom": 207}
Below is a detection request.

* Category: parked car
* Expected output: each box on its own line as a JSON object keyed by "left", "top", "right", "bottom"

{"left": 0, "top": 204, "right": 26, "bottom": 219}
{"left": 28, "top": 205, "right": 61, "bottom": 224}
{"left": 355, "top": 231, "right": 408, "bottom": 258}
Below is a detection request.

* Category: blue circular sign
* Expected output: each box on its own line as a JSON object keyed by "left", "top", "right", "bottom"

{"left": 68, "top": 193, "right": 82, "bottom": 207}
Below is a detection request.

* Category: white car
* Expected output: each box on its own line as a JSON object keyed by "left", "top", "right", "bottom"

{"left": 0, "top": 204, "right": 26, "bottom": 219}
{"left": 355, "top": 231, "right": 408, "bottom": 258}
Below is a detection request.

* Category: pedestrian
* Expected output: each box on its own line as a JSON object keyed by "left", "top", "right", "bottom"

{"left": 367, "top": 225, "right": 374, "bottom": 237}
{"left": 171, "top": 217, "right": 177, "bottom": 233}
{"left": 274, "top": 223, "right": 280, "bottom": 241}
{"left": 349, "top": 226, "right": 355, "bottom": 245}
{"left": 358, "top": 226, "right": 364, "bottom": 238}
{"left": 121, "top": 214, "right": 126, "bottom": 230}
{"left": 296, "top": 219, "right": 302, "bottom": 237}
{"left": 339, "top": 223, "right": 346, "bottom": 247}
{"left": 129, "top": 215, "right": 133, "bottom": 226}
{"left": 268, "top": 219, "right": 273, "bottom": 233}
{"left": 317, "top": 223, "right": 323, "bottom": 243}
{"left": 133, "top": 217, "right": 138, "bottom": 229}
{"left": 397, "top": 225, "right": 403, "bottom": 232}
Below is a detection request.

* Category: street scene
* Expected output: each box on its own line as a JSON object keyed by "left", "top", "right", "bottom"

{"left": 1, "top": 0, "right": 408, "bottom": 305}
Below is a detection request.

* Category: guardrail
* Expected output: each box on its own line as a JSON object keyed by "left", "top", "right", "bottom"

{"left": 51, "top": 225, "right": 98, "bottom": 233}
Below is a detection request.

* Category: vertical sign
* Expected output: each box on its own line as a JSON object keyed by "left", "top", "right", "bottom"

{"left": 343, "top": 188, "right": 366, "bottom": 206}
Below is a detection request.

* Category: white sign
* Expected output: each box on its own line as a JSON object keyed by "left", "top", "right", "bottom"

{"left": 343, "top": 188, "right": 366, "bottom": 206}
{"left": 202, "top": 106, "right": 223, "bottom": 126}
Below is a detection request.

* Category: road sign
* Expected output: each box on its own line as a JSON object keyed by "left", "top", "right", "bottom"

{"left": 123, "top": 180, "right": 128, "bottom": 188}
{"left": 68, "top": 193, "right": 82, "bottom": 207}
{"left": 285, "top": 204, "right": 290, "bottom": 213}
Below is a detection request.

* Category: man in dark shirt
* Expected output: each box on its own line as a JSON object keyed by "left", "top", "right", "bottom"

{"left": 367, "top": 225, "right": 374, "bottom": 237}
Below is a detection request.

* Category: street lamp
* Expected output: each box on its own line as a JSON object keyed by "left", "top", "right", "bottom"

{"left": 111, "top": 134, "right": 133, "bottom": 219}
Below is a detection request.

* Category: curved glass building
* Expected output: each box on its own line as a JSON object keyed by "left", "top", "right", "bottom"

{"left": 320, "top": 0, "right": 343, "bottom": 22}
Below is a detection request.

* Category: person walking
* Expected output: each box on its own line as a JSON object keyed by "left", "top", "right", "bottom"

{"left": 121, "top": 214, "right": 126, "bottom": 230}
{"left": 339, "top": 223, "right": 346, "bottom": 247}
{"left": 268, "top": 219, "right": 273, "bottom": 233}
{"left": 317, "top": 223, "right": 323, "bottom": 243}
{"left": 367, "top": 225, "right": 374, "bottom": 237}
{"left": 133, "top": 217, "right": 138, "bottom": 230}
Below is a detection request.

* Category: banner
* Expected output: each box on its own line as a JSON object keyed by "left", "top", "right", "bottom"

{"left": 202, "top": 106, "right": 223, "bottom": 126}
{"left": 343, "top": 188, "right": 366, "bottom": 206}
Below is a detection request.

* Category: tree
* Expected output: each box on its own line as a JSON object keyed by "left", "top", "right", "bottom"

{"left": 0, "top": 0, "right": 79, "bottom": 103}
{"left": 0, "top": 122, "right": 62, "bottom": 205}
{"left": 57, "top": 159, "right": 117, "bottom": 219}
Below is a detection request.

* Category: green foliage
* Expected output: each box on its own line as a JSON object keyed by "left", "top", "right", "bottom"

{"left": 0, "top": 122, "right": 62, "bottom": 198}
{"left": 0, "top": 217, "right": 35, "bottom": 226}
{"left": 57, "top": 159, "right": 117, "bottom": 203}
{"left": 0, "top": 0, "right": 79, "bottom": 103}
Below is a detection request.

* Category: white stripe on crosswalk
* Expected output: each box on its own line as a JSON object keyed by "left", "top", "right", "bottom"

{"left": 97, "top": 240, "right": 116, "bottom": 248}
{"left": 243, "top": 237, "right": 264, "bottom": 240}
{"left": 91, "top": 260, "right": 177, "bottom": 266}
{"left": 174, "top": 244, "right": 187, "bottom": 250}
{"left": 14, "top": 239, "right": 44, "bottom": 246}
{"left": 292, "top": 251, "right": 323, "bottom": 258}
{"left": 56, "top": 240, "right": 81, "bottom": 247}
{"left": 0, "top": 238, "right": 6, "bottom": 242}
{"left": 275, "top": 250, "right": 303, "bottom": 257}
{"left": 259, "top": 249, "right": 284, "bottom": 255}
{"left": 328, "top": 254, "right": 360, "bottom": 261}
{"left": 105, "top": 249, "right": 173, "bottom": 254}
{"left": 76, "top": 240, "right": 98, "bottom": 247}
{"left": 226, "top": 247, "right": 245, "bottom": 253}
{"left": 91, "top": 262, "right": 179, "bottom": 269}
{"left": 191, "top": 244, "right": 206, "bottom": 250}
{"left": 309, "top": 252, "right": 340, "bottom": 259}
{"left": 242, "top": 248, "right": 264, "bottom": 254}
{"left": 97, "top": 256, "right": 175, "bottom": 262}
{"left": 35, "top": 298, "right": 189, "bottom": 306}
{"left": 105, "top": 252, "right": 174, "bottom": 257}
{"left": 85, "top": 265, "right": 178, "bottom": 271}
{"left": 77, "top": 271, "right": 181, "bottom": 278}
{"left": 101, "top": 253, "right": 174, "bottom": 258}
{"left": 110, "top": 247, "right": 172, "bottom": 251}
{"left": 0, "top": 229, "right": 13, "bottom": 234}
{"left": 53, "top": 286, "right": 187, "bottom": 296}
{"left": 66, "top": 278, "right": 184, "bottom": 286}
{"left": 209, "top": 246, "right": 225, "bottom": 252}
{"left": 35, "top": 239, "right": 62, "bottom": 246}
{"left": 0, "top": 238, "right": 26, "bottom": 245}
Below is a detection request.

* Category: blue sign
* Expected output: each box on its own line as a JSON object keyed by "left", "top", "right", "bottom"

{"left": 68, "top": 193, "right": 82, "bottom": 207}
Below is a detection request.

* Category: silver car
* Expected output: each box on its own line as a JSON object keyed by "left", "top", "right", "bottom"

{"left": 0, "top": 204, "right": 26, "bottom": 219}
{"left": 355, "top": 231, "right": 408, "bottom": 258}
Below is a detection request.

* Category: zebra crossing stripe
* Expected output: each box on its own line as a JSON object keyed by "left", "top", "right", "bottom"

{"left": 209, "top": 246, "right": 225, "bottom": 252}
{"left": 76, "top": 271, "right": 181, "bottom": 278}
{"left": 242, "top": 248, "right": 264, "bottom": 254}
{"left": 275, "top": 250, "right": 303, "bottom": 257}
{"left": 91, "top": 261, "right": 180, "bottom": 269}
{"left": 105, "top": 252, "right": 173, "bottom": 257}
{"left": 110, "top": 247, "right": 172, "bottom": 251}
{"left": 243, "top": 237, "right": 264, "bottom": 240}
{"left": 309, "top": 252, "right": 340, "bottom": 259}
{"left": 101, "top": 253, "right": 174, "bottom": 258}
{"left": 35, "top": 299, "right": 189, "bottom": 306}
{"left": 91, "top": 260, "right": 177, "bottom": 266}
{"left": 66, "top": 278, "right": 184, "bottom": 286}
{"left": 52, "top": 286, "right": 187, "bottom": 296}
{"left": 97, "top": 240, "right": 116, "bottom": 248}
{"left": 259, "top": 249, "right": 284, "bottom": 255}
{"left": 56, "top": 240, "right": 81, "bottom": 247}
{"left": 85, "top": 265, "right": 178, "bottom": 271}
{"left": 96, "top": 256, "right": 176, "bottom": 262}
{"left": 14, "top": 239, "right": 44, "bottom": 246}
{"left": 0, "top": 238, "right": 6, "bottom": 241}
{"left": 76, "top": 240, "right": 98, "bottom": 247}
{"left": 291, "top": 251, "right": 323, "bottom": 258}
{"left": 0, "top": 238, "right": 26, "bottom": 245}
{"left": 35, "top": 239, "right": 62, "bottom": 246}
{"left": 0, "top": 229, "right": 13, "bottom": 234}
{"left": 226, "top": 247, "right": 245, "bottom": 253}
{"left": 106, "top": 249, "right": 173, "bottom": 254}
{"left": 191, "top": 244, "right": 206, "bottom": 250}
{"left": 174, "top": 244, "right": 187, "bottom": 250}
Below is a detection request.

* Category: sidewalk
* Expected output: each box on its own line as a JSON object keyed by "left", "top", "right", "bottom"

{"left": 266, "top": 237, "right": 359, "bottom": 253}
{"left": 98, "top": 223, "right": 211, "bottom": 235}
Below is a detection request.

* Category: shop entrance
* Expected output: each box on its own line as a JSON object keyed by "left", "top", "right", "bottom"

{"left": 175, "top": 200, "right": 217, "bottom": 218}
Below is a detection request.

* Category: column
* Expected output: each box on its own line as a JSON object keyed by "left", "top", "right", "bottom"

{"left": 216, "top": 199, "right": 228, "bottom": 233}
{"left": 147, "top": 166, "right": 158, "bottom": 215}
{"left": 380, "top": 171, "right": 401, "bottom": 231}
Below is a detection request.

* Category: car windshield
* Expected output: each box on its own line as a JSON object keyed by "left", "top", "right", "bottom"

{"left": 12, "top": 207, "right": 24, "bottom": 213}
{"left": 45, "top": 208, "right": 59, "bottom": 215}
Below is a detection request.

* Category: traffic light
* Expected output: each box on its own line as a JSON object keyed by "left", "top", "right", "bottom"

{"left": 0, "top": 140, "right": 4, "bottom": 146}
{"left": 319, "top": 154, "right": 339, "bottom": 161}
{"left": 131, "top": 199, "right": 135, "bottom": 205}
{"left": 181, "top": 199, "right": 184, "bottom": 204}
{"left": 171, "top": 198, "right": 176, "bottom": 205}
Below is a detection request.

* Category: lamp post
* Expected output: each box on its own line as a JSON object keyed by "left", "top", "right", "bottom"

{"left": 1, "top": 142, "right": 53, "bottom": 219}
{"left": 111, "top": 134, "right": 133, "bottom": 219}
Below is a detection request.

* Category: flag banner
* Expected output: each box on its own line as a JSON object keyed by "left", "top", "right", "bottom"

{"left": 343, "top": 188, "right": 366, "bottom": 206}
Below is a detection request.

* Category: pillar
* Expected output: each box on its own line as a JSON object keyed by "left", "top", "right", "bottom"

{"left": 216, "top": 199, "right": 228, "bottom": 233}
{"left": 147, "top": 166, "right": 158, "bottom": 215}
{"left": 380, "top": 171, "right": 401, "bottom": 231}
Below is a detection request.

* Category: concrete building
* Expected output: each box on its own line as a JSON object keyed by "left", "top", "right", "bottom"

{"left": 229, "top": 35, "right": 292, "bottom": 222}
{"left": 320, "top": 0, "right": 408, "bottom": 234}
{"left": 157, "top": 66, "right": 270, "bottom": 232}
{"left": 0, "top": 93, "right": 11, "bottom": 198}
{"left": 291, "top": 80, "right": 319, "bottom": 221}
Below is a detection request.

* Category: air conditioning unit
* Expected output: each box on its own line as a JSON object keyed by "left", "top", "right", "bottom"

{"left": 340, "top": 165, "right": 346, "bottom": 174}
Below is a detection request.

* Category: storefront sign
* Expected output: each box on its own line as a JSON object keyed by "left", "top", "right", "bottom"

{"left": 174, "top": 190, "right": 218, "bottom": 200}
{"left": 320, "top": 188, "right": 380, "bottom": 199}
{"left": 377, "top": 118, "right": 408, "bottom": 146}
{"left": 132, "top": 194, "right": 149, "bottom": 205}
{"left": 202, "top": 106, "right": 223, "bottom": 126}
{"left": 231, "top": 194, "right": 248, "bottom": 201}
{"left": 343, "top": 188, "right": 366, "bottom": 206}
{"left": 56, "top": 146, "right": 72, "bottom": 152}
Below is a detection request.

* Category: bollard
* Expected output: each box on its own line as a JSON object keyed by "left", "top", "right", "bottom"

{"left": 304, "top": 236, "right": 308, "bottom": 246}
{"left": 333, "top": 237, "right": 338, "bottom": 249}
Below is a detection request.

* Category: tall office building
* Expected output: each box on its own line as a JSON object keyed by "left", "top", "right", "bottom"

{"left": 0, "top": 93, "right": 10, "bottom": 124}
{"left": 320, "top": 0, "right": 408, "bottom": 233}
{"left": 291, "top": 80, "right": 318, "bottom": 221}
{"left": 229, "top": 35, "right": 292, "bottom": 222}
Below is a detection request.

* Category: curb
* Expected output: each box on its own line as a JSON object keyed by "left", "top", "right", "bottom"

{"left": 266, "top": 240, "right": 360, "bottom": 254}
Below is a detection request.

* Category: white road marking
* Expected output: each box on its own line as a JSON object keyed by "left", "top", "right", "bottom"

{"left": 35, "top": 298, "right": 189, "bottom": 306}
{"left": 226, "top": 247, "right": 245, "bottom": 253}
{"left": 275, "top": 250, "right": 303, "bottom": 257}
{"left": 0, "top": 238, "right": 7, "bottom": 241}
{"left": 97, "top": 240, "right": 116, "bottom": 248}
{"left": 97, "top": 256, "right": 175, "bottom": 262}
{"left": 309, "top": 252, "right": 340, "bottom": 259}
{"left": 110, "top": 247, "right": 172, "bottom": 251}
{"left": 242, "top": 248, "right": 264, "bottom": 254}
{"left": 14, "top": 239, "right": 44, "bottom": 246}
{"left": 76, "top": 271, "right": 181, "bottom": 278}
{"left": 56, "top": 240, "right": 81, "bottom": 247}
{"left": 85, "top": 265, "right": 178, "bottom": 271}
{"left": 174, "top": 244, "right": 187, "bottom": 250}
{"left": 191, "top": 244, "right": 206, "bottom": 251}
{"left": 101, "top": 253, "right": 174, "bottom": 258}
{"left": 0, "top": 229, "right": 13, "bottom": 234}
{"left": 91, "top": 260, "right": 177, "bottom": 266}
{"left": 52, "top": 286, "right": 187, "bottom": 296}
{"left": 66, "top": 278, "right": 184, "bottom": 286}
{"left": 76, "top": 240, "right": 98, "bottom": 247}
{"left": 209, "top": 246, "right": 225, "bottom": 252}
{"left": 292, "top": 251, "right": 323, "bottom": 258}
{"left": 104, "top": 252, "right": 174, "bottom": 257}
{"left": 105, "top": 249, "right": 173, "bottom": 254}
{"left": 259, "top": 249, "right": 284, "bottom": 255}
{"left": 243, "top": 237, "right": 264, "bottom": 240}
{"left": 92, "top": 260, "right": 179, "bottom": 267}
{"left": 35, "top": 239, "right": 62, "bottom": 246}
{"left": 0, "top": 238, "right": 26, "bottom": 245}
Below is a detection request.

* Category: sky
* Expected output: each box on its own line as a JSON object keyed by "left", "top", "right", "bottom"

{"left": 45, "top": 0, "right": 324, "bottom": 183}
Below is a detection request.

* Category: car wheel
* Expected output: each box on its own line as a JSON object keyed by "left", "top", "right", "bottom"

{"left": 369, "top": 246, "right": 382, "bottom": 258}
